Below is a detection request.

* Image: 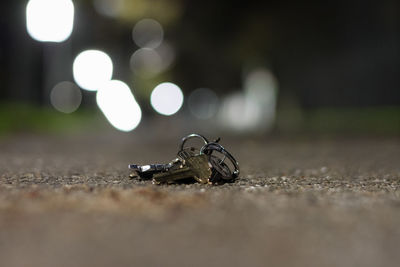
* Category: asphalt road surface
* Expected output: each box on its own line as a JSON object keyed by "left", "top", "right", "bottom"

{"left": 0, "top": 133, "right": 399, "bottom": 267}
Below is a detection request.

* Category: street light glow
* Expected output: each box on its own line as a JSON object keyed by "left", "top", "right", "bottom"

{"left": 150, "top": 82, "right": 184, "bottom": 116}
{"left": 26, "top": 0, "right": 74, "bottom": 43}
{"left": 73, "top": 50, "right": 113, "bottom": 91}
{"left": 96, "top": 80, "right": 142, "bottom": 132}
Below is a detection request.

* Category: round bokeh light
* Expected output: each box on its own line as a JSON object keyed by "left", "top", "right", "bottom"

{"left": 132, "top": 19, "right": 164, "bottom": 49}
{"left": 188, "top": 88, "right": 219, "bottom": 120}
{"left": 50, "top": 81, "right": 82, "bottom": 113}
{"left": 130, "top": 48, "right": 163, "bottom": 77}
{"left": 150, "top": 82, "right": 184, "bottom": 116}
{"left": 73, "top": 50, "right": 113, "bottom": 91}
{"left": 26, "top": 0, "right": 74, "bottom": 43}
{"left": 93, "top": 0, "right": 124, "bottom": 18}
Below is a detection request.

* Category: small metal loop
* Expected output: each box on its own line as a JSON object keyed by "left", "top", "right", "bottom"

{"left": 179, "top": 134, "right": 209, "bottom": 152}
{"left": 177, "top": 134, "right": 210, "bottom": 160}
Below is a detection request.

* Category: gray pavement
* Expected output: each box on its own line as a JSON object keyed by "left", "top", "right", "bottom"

{"left": 0, "top": 134, "right": 399, "bottom": 267}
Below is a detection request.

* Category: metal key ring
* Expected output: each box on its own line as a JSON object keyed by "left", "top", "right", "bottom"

{"left": 179, "top": 133, "right": 209, "bottom": 152}
{"left": 200, "top": 142, "right": 240, "bottom": 179}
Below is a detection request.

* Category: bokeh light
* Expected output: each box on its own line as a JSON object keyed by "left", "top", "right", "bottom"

{"left": 132, "top": 19, "right": 164, "bottom": 49}
{"left": 130, "top": 48, "right": 162, "bottom": 77}
{"left": 244, "top": 68, "right": 278, "bottom": 131}
{"left": 93, "top": 0, "right": 124, "bottom": 18}
{"left": 219, "top": 92, "right": 263, "bottom": 132}
{"left": 96, "top": 80, "right": 142, "bottom": 132}
{"left": 73, "top": 50, "right": 113, "bottom": 91}
{"left": 50, "top": 81, "right": 82, "bottom": 113}
{"left": 219, "top": 68, "right": 278, "bottom": 132}
{"left": 26, "top": 0, "right": 74, "bottom": 43}
{"left": 150, "top": 82, "right": 184, "bottom": 116}
{"left": 156, "top": 42, "right": 176, "bottom": 71}
{"left": 188, "top": 88, "right": 219, "bottom": 120}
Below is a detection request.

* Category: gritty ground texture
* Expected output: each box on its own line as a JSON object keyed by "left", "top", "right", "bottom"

{"left": 0, "top": 133, "right": 400, "bottom": 267}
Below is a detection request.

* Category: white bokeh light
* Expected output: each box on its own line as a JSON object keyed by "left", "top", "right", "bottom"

{"left": 150, "top": 82, "right": 184, "bottom": 116}
{"left": 50, "top": 81, "right": 82, "bottom": 113}
{"left": 132, "top": 19, "right": 164, "bottom": 49}
{"left": 219, "top": 68, "right": 279, "bottom": 133}
{"left": 26, "top": 0, "right": 74, "bottom": 42}
{"left": 219, "top": 92, "right": 263, "bottom": 132}
{"left": 73, "top": 50, "right": 113, "bottom": 91}
{"left": 96, "top": 80, "right": 142, "bottom": 132}
{"left": 244, "top": 68, "right": 278, "bottom": 131}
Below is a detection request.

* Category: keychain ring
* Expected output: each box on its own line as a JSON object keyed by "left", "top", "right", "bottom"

{"left": 200, "top": 142, "right": 240, "bottom": 179}
{"left": 179, "top": 133, "right": 209, "bottom": 152}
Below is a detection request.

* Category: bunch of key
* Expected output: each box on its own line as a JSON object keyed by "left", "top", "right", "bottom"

{"left": 129, "top": 134, "right": 240, "bottom": 184}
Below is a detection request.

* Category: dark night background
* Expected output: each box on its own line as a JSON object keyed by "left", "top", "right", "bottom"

{"left": 0, "top": 0, "right": 399, "bottom": 134}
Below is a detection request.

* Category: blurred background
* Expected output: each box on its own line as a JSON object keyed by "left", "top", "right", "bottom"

{"left": 0, "top": 0, "right": 399, "bottom": 136}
